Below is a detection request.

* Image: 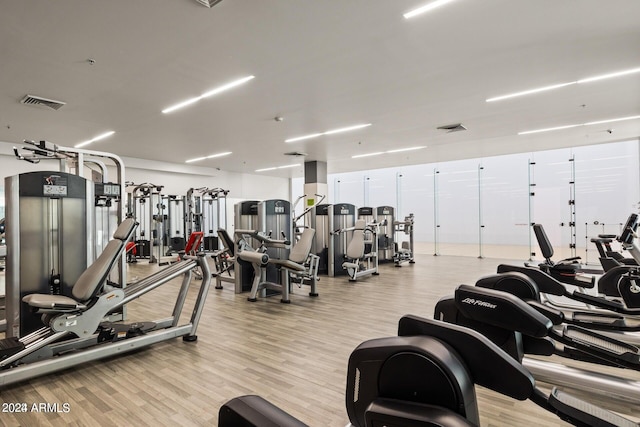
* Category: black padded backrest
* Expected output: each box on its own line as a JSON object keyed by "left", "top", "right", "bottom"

{"left": 476, "top": 272, "right": 541, "bottom": 301}
{"left": 398, "top": 315, "right": 536, "bottom": 401}
{"left": 533, "top": 224, "right": 554, "bottom": 261}
{"left": 497, "top": 264, "right": 567, "bottom": 297}
{"left": 455, "top": 285, "right": 552, "bottom": 338}
{"left": 217, "top": 228, "right": 235, "bottom": 256}
{"left": 346, "top": 335, "right": 479, "bottom": 427}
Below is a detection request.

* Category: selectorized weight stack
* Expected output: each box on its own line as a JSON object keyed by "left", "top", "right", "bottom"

{"left": 5, "top": 171, "right": 94, "bottom": 337}
{"left": 233, "top": 200, "right": 260, "bottom": 292}
{"left": 258, "top": 199, "right": 292, "bottom": 284}
{"left": 375, "top": 206, "right": 395, "bottom": 262}
{"left": 329, "top": 204, "right": 356, "bottom": 277}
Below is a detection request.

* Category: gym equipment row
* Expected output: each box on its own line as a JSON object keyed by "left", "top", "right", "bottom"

{"left": 217, "top": 312, "right": 638, "bottom": 426}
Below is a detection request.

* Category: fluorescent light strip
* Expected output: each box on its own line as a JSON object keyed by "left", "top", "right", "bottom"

{"left": 404, "top": 0, "right": 457, "bottom": 19}
{"left": 577, "top": 67, "right": 640, "bottom": 84}
{"left": 285, "top": 123, "right": 371, "bottom": 143}
{"left": 486, "top": 82, "right": 576, "bottom": 103}
{"left": 584, "top": 115, "right": 640, "bottom": 126}
{"left": 518, "top": 124, "right": 582, "bottom": 135}
{"left": 352, "top": 152, "right": 384, "bottom": 159}
{"left": 519, "top": 115, "right": 640, "bottom": 135}
{"left": 487, "top": 66, "right": 640, "bottom": 103}
{"left": 185, "top": 152, "right": 232, "bottom": 163}
{"left": 386, "top": 146, "right": 426, "bottom": 153}
{"left": 162, "top": 75, "right": 255, "bottom": 114}
{"left": 75, "top": 130, "right": 115, "bottom": 148}
{"left": 255, "top": 163, "right": 301, "bottom": 172}
{"left": 352, "top": 146, "right": 426, "bottom": 158}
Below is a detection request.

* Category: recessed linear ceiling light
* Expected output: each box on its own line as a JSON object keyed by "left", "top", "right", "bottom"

{"left": 352, "top": 146, "right": 426, "bottom": 158}
{"left": 352, "top": 152, "right": 384, "bottom": 159}
{"left": 387, "top": 146, "right": 426, "bottom": 153}
{"left": 285, "top": 123, "right": 371, "bottom": 143}
{"left": 162, "top": 75, "right": 255, "bottom": 114}
{"left": 255, "top": 163, "right": 301, "bottom": 172}
{"left": 518, "top": 115, "right": 640, "bottom": 135}
{"left": 75, "top": 130, "right": 115, "bottom": 148}
{"left": 403, "top": 0, "right": 457, "bottom": 19}
{"left": 486, "top": 66, "right": 640, "bottom": 103}
{"left": 185, "top": 151, "right": 232, "bottom": 163}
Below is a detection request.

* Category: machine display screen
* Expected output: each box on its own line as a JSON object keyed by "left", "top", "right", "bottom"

{"left": 43, "top": 185, "right": 68, "bottom": 196}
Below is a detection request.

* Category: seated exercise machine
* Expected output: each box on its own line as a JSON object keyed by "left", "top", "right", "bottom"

{"left": 591, "top": 234, "right": 638, "bottom": 272}
{"left": 0, "top": 218, "right": 213, "bottom": 387}
{"left": 235, "top": 228, "right": 318, "bottom": 303}
{"left": 335, "top": 219, "right": 379, "bottom": 282}
{"left": 393, "top": 213, "right": 415, "bottom": 266}
{"left": 210, "top": 228, "right": 235, "bottom": 289}
{"left": 218, "top": 314, "right": 638, "bottom": 426}
{"left": 530, "top": 223, "right": 598, "bottom": 287}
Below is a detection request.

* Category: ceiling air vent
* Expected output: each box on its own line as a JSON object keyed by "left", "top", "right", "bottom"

{"left": 20, "top": 95, "right": 66, "bottom": 111}
{"left": 284, "top": 151, "right": 308, "bottom": 157}
{"left": 437, "top": 123, "right": 467, "bottom": 133}
{"left": 195, "top": 0, "right": 223, "bottom": 7}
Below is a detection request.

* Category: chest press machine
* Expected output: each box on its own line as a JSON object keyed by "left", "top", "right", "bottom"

{"left": 335, "top": 219, "right": 380, "bottom": 282}
{"left": 0, "top": 219, "right": 212, "bottom": 387}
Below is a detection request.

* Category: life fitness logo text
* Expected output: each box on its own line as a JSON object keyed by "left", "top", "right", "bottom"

{"left": 461, "top": 298, "right": 497, "bottom": 309}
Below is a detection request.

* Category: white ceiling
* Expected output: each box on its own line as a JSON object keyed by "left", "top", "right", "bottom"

{"left": 1, "top": 0, "right": 639, "bottom": 179}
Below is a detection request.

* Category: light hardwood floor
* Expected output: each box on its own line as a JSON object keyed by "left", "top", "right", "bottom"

{"left": 1, "top": 255, "right": 639, "bottom": 426}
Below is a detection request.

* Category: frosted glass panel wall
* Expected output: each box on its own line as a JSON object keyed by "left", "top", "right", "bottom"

{"left": 367, "top": 169, "right": 398, "bottom": 208}
{"left": 528, "top": 148, "right": 574, "bottom": 260}
{"left": 398, "top": 164, "right": 434, "bottom": 244}
{"left": 333, "top": 171, "right": 366, "bottom": 206}
{"left": 574, "top": 141, "right": 640, "bottom": 263}
{"left": 291, "top": 139, "right": 639, "bottom": 260}
{"left": 436, "top": 159, "right": 481, "bottom": 255}
{"left": 481, "top": 153, "right": 530, "bottom": 259}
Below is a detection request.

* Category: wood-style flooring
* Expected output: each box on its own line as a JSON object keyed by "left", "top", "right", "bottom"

{"left": 1, "top": 254, "right": 639, "bottom": 426}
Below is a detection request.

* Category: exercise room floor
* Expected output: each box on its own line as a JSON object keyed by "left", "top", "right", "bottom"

{"left": 1, "top": 255, "right": 639, "bottom": 426}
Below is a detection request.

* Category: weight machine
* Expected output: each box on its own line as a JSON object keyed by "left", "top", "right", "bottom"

{"left": 0, "top": 219, "right": 212, "bottom": 387}
{"left": 3, "top": 141, "right": 127, "bottom": 334}
{"left": 335, "top": 219, "right": 380, "bottom": 282}
{"left": 393, "top": 213, "right": 415, "bottom": 266}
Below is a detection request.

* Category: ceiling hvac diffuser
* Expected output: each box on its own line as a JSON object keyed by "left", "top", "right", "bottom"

{"left": 195, "top": 0, "right": 223, "bottom": 7}
{"left": 20, "top": 94, "right": 66, "bottom": 111}
{"left": 437, "top": 123, "right": 467, "bottom": 133}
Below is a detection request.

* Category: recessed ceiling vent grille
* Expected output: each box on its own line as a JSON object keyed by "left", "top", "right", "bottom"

{"left": 437, "top": 123, "right": 467, "bottom": 133}
{"left": 284, "top": 151, "right": 308, "bottom": 157}
{"left": 20, "top": 95, "right": 66, "bottom": 111}
{"left": 195, "top": 0, "right": 223, "bottom": 7}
